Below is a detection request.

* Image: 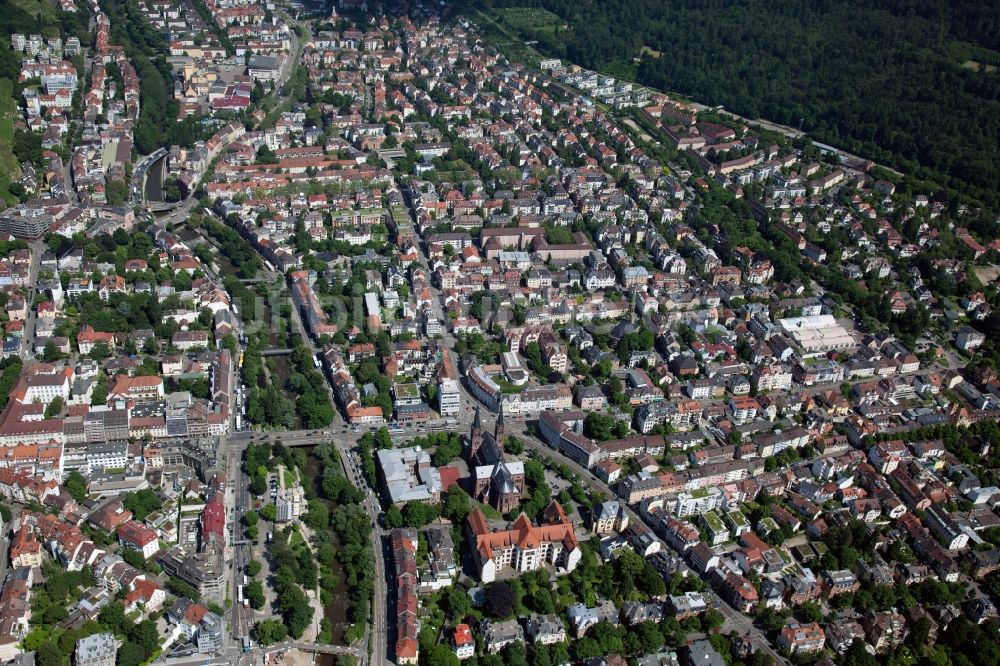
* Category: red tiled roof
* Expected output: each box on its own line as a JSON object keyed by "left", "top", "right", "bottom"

{"left": 117, "top": 520, "right": 157, "bottom": 546}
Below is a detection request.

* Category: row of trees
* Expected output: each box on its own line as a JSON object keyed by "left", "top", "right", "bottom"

{"left": 355, "top": 430, "right": 380, "bottom": 487}
{"left": 268, "top": 525, "right": 316, "bottom": 639}
{"left": 197, "top": 213, "right": 263, "bottom": 279}
{"left": 289, "top": 345, "right": 336, "bottom": 428}
{"left": 302, "top": 441, "right": 376, "bottom": 645}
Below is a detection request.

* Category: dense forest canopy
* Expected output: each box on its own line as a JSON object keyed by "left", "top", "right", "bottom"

{"left": 466, "top": 0, "right": 1000, "bottom": 211}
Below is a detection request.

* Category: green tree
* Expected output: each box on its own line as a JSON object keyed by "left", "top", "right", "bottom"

{"left": 117, "top": 641, "right": 147, "bottom": 666}
{"left": 221, "top": 333, "right": 238, "bottom": 354}
{"left": 303, "top": 501, "right": 329, "bottom": 531}
{"left": 244, "top": 510, "right": 260, "bottom": 528}
{"left": 122, "top": 489, "right": 162, "bottom": 521}
{"left": 374, "top": 427, "right": 393, "bottom": 450}
{"left": 249, "top": 474, "right": 267, "bottom": 496}
{"left": 91, "top": 372, "right": 108, "bottom": 405}
{"left": 442, "top": 486, "right": 471, "bottom": 524}
{"left": 167, "top": 577, "right": 200, "bottom": 601}
{"left": 501, "top": 643, "right": 529, "bottom": 666}
{"left": 246, "top": 580, "right": 265, "bottom": 609}
{"left": 256, "top": 145, "right": 278, "bottom": 164}
{"left": 129, "top": 620, "right": 159, "bottom": 656}
{"left": 402, "top": 501, "right": 439, "bottom": 528}
{"left": 702, "top": 608, "right": 726, "bottom": 632}
{"left": 446, "top": 584, "right": 472, "bottom": 619}
{"left": 504, "top": 436, "right": 524, "bottom": 455}
{"left": 44, "top": 396, "right": 64, "bottom": 419}
{"left": 42, "top": 340, "right": 62, "bottom": 362}
{"left": 37, "top": 641, "right": 63, "bottom": 666}
{"left": 483, "top": 581, "right": 515, "bottom": 618}
{"left": 276, "top": 583, "right": 312, "bottom": 638}
{"left": 99, "top": 601, "right": 128, "bottom": 633}
{"left": 424, "top": 644, "right": 460, "bottom": 666}
{"left": 588, "top": 621, "right": 624, "bottom": 658}
{"left": 633, "top": 621, "right": 665, "bottom": 654}
{"left": 64, "top": 470, "right": 88, "bottom": 502}
{"left": 121, "top": 548, "right": 148, "bottom": 571}
{"left": 253, "top": 619, "right": 288, "bottom": 645}
{"left": 384, "top": 505, "right": 403, "bottom": 529}
{"left": 247, "top": 560, "right": 262, "bottom": 578}
{"left": 89, "top": 341, "right": 113, "bottom": 361}
{"left": 105, "top": 179, "right": 128, "bottom": 206}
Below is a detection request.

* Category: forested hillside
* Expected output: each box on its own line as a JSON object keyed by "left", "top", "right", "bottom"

{"left": 469, "top": 0, "right": 1000, "bottom": 210}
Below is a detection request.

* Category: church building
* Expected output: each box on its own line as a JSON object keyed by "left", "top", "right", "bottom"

{"left": 467, "top": 405, "right": 524, "bottom": 514}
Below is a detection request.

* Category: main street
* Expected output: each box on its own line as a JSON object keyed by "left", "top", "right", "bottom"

{"left": 19, "top": 239, "right": 46, "bottom": 360}
{"left": 226, "top": 433, "right": 254, "bottom": 644}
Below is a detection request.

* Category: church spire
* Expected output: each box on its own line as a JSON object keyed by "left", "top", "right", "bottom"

{"left": 468, "top": 404, "right": 483, "bottom": 463}
{"left": 495, "top": 401, "right": 505, "bottom": 444}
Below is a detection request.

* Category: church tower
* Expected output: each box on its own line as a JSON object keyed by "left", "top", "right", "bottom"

{"left": 468, "top": 404, "right": 483, "bottom": 463}
{"left": 494, "top": 401, "right": 505, "bottom": 446}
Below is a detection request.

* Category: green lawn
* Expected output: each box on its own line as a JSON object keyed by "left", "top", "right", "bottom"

{"left": 471, "top": 8, "right": 545, "bottom": 68}
{"left": 495, "top": 7, "right": 564, "bottom": 34}
{"left": 702, "top": 511, "right": 725, "bottom": 532}
{"left": 962, "top": 60, "right": 997, "bottom": 73}
{"left": 476, "top": 501, "right": 502, "bottom": 520}
{"left": 11, "top": 0, "right": 57, "bottom": 21}
{"left": 727, "top": 510, "right": 749, "bottom": 528}
{"left": 0, "top": 79, "right": 20, "bottom": 207}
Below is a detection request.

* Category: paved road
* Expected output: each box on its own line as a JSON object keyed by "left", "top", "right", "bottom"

{"left": 228, "top": 435, "right": 254, "bottom": 643}
{"left": 275, "top": 641, "right": 359, "bottom": 656}
{"left": 19, "top": 240, "right": 45, "bottom": 360}
{"left": 152, "top": 214, "right": 254, "bottom": 651}
{"left": 0, "top": 507, "right": 15, "bottom": 590}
